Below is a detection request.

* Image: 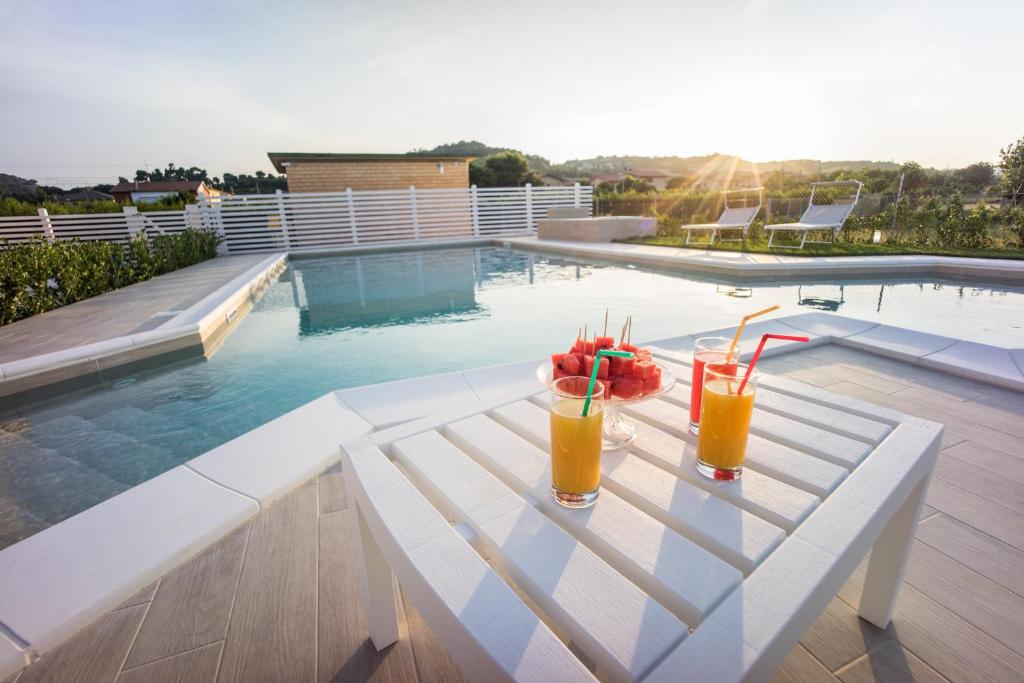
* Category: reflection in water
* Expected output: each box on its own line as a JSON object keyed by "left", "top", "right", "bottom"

{"left": 796, "top": 285, "right": 846, "bottom": 311}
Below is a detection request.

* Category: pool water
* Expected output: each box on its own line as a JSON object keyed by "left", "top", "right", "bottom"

{"left": 2, "top": 246, "right": 1023, "bottom": 547}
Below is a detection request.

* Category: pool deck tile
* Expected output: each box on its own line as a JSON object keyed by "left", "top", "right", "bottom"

{"left": 775, "top": 313, "right": 880, "bottom": 339}
{"left": 461, "top": 358, "right": 545, "bottom": 408}
{"left": 186, "top": 393, "right": 371, "bottom": 507}
{"left": 0, "top": 255, "right": 269, "bottom": 365}
{"left": 921, "top": 341, "right": 1024, "bottom": 391}
{"left": 0, "top": 466, "right": 257, "bottom": 658}
{"left": 839, "top": 324, "right": 960, "bottom": 362}
{"left": 335, "top": 371, "right": 481, "bottom": 428}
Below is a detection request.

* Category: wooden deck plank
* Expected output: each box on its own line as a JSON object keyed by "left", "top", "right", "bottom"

{"left": 932, "top": 452, "right": 1024, "bottom": 515}
{"left": 18, "top": 604, "right": 147, "bottom": 683}
{"left": 942, "top": 440, "right": 1024, "bottom": 483}
{"left": 115, "top": 581, "right": 159, "bottom": 611}
{"left": 924, "top": 479, "right": 1024, "bottom": 551}
{"left": 839, "top": 559, "right": 1024, "bottom": 682}
{"left": 125, "top": 522, "right": 249, "bottom": 668}
{"left": 218, "top": 485, "right": 318, "bottom": 683}
{"left": 772, "top": 644, "right": 838, "bottom": 682}
{"left": 117, "top": 642, "right": 222, "bottom": 683}
{"left": 797, "top": 597, "right": 891, "bottom": 672}
{"left": 902, "top": 541, "right": 1024, "bottom": 654}
{"left": 317, "top": 509, "right": 418, "bottom": 683}
{"left": 835, "top": 640, "right": 946, "bottom": 683}
{"left": 318, "top": 464, "right": 348, "bottom": 515}
{"left": 400, "top": 590, "right": 467, "bottom": 683}
{"left": 915, "top": 513, "right": 1024, "bottom": 597}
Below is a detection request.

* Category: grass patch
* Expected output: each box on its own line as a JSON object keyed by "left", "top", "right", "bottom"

{"left": 619, "top": 236, "right": 1024, "bottom": 261}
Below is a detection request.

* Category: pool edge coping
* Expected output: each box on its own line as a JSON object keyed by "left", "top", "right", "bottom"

{"left": 1, "top": 313, "right": 1022, "bottom": 678}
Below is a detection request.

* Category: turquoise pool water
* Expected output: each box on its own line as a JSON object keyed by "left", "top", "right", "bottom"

{"left": 2, "top": 246, "right": 1023, "bottom": 547}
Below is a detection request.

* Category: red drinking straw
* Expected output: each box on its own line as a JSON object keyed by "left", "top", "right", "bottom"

{"left": 737, "top": 333, "right": 811, "bottom": 394}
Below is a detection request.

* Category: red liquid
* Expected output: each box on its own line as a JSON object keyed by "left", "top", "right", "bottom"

{"left": 690, "top": 350, "right": 727, "bottom": 426}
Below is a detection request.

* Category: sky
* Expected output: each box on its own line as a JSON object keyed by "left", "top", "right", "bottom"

{"left": 1, "top": 0, "right": 1022, "bottom": 187}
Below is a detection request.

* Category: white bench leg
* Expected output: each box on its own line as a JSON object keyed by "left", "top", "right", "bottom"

{"left": 352, "top": 502, "right": 401, "bottom": 650}
{"left": 858, "top": 476, "right": 930, "bottom": 628}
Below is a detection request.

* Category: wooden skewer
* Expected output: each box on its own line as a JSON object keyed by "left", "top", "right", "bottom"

{"left": 626, "top": 316, "right": 633, "bottom": 345}
{"left": 619, "top": 318, "right": 629, "bottom": 346}
{"left": 583, "top": 323, "right": 587, "bottom": 343}
{"left": 603, "top": 309, "right": 609, "bottom": 337}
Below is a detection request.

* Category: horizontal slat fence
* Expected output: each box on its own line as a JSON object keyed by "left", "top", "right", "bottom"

{"left": 199, "top": 184, "right": 592, "bottom": 254}
{"left": 0, "top": 184, "right": 592, "bottom": 253}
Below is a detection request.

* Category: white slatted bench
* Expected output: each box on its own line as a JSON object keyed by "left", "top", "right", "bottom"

{"left": 340, "top": 353, "right": 942, "bottom": 682}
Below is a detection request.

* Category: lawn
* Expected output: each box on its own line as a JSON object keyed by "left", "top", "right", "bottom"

{"left": 619, "top": 236, "right": 1024, "bottom": 260}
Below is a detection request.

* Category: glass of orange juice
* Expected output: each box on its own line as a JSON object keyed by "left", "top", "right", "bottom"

{"left": 696, "top": 361, "right": 757, "bottom": 481}
{"left": 550, "top": 376, "right": 605, "bottom": 508}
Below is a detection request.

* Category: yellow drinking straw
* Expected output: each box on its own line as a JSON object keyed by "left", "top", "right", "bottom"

{"left": 727, "top": 304, "right": 781, "bottom": 360}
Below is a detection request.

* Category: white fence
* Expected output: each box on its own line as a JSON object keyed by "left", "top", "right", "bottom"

{"left": 0, "top": 184, "right": 593, "bottom": 254}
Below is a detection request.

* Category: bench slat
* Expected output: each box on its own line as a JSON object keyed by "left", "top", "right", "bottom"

{"left": 656, "top": 357, "right": 892, "bottom": 445}
{"left": 619, "top": 400, "right": 847, "bottom": 497}
{"left": 392, "top": 431, "right": 688, "bottom": 683}
{"left": 444, "top": 414, "right": 742, "bottom": 625}
{"left": 342, "top": 444, "right": 595, "bottom": 683}
{"left": 490, "top": 400, "right": 784, "bottom": 573}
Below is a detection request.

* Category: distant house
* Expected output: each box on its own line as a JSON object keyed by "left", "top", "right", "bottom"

{"left": 268, "top": 152, "right": 475, "bottom": 192}
{"left": 592, "top": 169, "right": 679, "bottom": 191}
{"left": 539, "top": 174, "right": 574, "bottom": 187}
{"left": 109, "top": 180, "right": 223, "bottom": 204}
{"left": 56, "top": 189, "right": 114, "bottom": 203}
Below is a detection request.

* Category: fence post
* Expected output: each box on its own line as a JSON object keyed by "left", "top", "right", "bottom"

{"left": 123, "top": 206, "right": 145, "bottom": 240}
{"left": 37, "top": 207, "right": 55, "bottom": 243}
{"left": 410, "top": 186, "right": 420, "bottom": 240}
{"left": 184, "top": 203, "right": 202, "bottom": 230}
{"left": 470, "top": 184, "right": 480, "bottom": 236}
{"left": 276, "top": 189, "right": 292, "bottom": 249}
{"left": 346, "top": 188, "right": 359, "bottom": 244}
{"left": 573, "top": 182, "right": 581, "bottom": 208}
{"left": 525, "top": 183, "right": 534, "bottom": 232}
{"left": 199, "top": 195, "right": 229, "bottom": 255}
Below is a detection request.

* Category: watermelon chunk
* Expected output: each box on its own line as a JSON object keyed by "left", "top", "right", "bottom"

{"left": 635, "top": 360, "right": 658, "bottom": 379}
{"left": 635, "top": 348, "right": 653, "bottom": 362}
{"left": 609, "top": 356, "right": 635, "bottom": 376}
{"left": 553, "top": 367, "right": 570, "bottom": 380}
{"left": 583, "top": 355, "right": 609, "bottom": 380}
{"left": 571, "top": 337, "right": 586, "bottom": 354}
{"left": 620, "top": 342, "right": 639, "bottom": 354}
{"left": 611, "top": 375, "right": 643, "bottom": 399}
{"left": 595, "top": 335, "right": 615, "bottom": 351}
{"left": 643, "top": 374, "right": 660, "bottom": 392}
{"left": 551, "top": 353, "right": 582, "bottom": 376}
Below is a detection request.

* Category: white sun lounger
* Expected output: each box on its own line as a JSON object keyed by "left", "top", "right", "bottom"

{"left": 680, "top": 188, "right": 762, "bottom": 245}
{"left": 341, "top": 360, "right": 942, "bottom": 682}
{"left": 765, "top": 180, "right": 863, "bottom": 249}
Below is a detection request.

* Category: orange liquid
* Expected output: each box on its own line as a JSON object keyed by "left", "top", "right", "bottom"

{"left": 697, "top": 378, "right": 755, "bottom": 470}
{"left": 550, "top": 399, "right": 603, "bottom": 494}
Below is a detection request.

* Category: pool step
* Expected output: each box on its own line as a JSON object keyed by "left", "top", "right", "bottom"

{"left": 23, "top": 414, "right": 178, "bottom": 487}
{"left": 0, "top": 429, "right": 126, "bottom": 529}
{"left": 90, "top": 406, "right": 222, "bottom": 459}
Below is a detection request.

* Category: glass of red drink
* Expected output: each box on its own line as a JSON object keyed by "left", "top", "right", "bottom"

{"left": 689, "top": 336, "right": 733, "bottom": 435}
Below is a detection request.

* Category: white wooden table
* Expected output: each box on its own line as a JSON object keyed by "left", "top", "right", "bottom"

{"left": 341, "top": 346, "right": 943, "bottom": 683}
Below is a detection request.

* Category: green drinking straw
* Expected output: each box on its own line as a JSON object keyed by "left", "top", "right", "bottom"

{"left": 582, "top": 349, "right": 634, "bottom": 417}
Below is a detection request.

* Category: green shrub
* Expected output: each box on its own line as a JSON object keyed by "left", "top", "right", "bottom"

{"left": 0, "top": 229, "right": 222, "bottom": 326}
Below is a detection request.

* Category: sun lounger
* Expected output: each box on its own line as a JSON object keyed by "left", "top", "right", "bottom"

{"left": 765, "top": 181, "right": 863, "bottom": 249}
{"left": 680, "top": 188, "right": 762, "bottom": 245}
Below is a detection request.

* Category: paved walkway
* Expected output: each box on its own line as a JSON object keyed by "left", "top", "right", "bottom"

{"left": 0, "top": 255, "right": 268, "bottom": 364}
{"left": 6, "top": 345, "right": 1023, "bottom": 682}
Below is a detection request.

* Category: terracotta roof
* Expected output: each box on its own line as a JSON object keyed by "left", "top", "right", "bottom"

{"left": 109, "top": 180, "right": 206, "bottom": 193}
{"left": 267, "top": 152, "right": 476, "bottom": 173}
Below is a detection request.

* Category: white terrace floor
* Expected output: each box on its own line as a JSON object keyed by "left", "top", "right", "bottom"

{"left": 0, "top": 255, "right": 268, "bottom": 364}
{"left": 3, "top": 343, "right": 1022, "bottom": 683}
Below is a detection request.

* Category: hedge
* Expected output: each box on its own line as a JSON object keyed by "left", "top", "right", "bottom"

{"left": 0, "top": 229, "right": 222, "bottom": 326}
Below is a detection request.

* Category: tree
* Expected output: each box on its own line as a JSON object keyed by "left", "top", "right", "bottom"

{"left": 899, "top": 161, "right": 928, "bottom": 193}
{"left": 999, "top": 135, "right": 1024, "bottom": 203}
{"left": 471, "top": 151, "right": 542, "bottom": 187}
{"left": 955, "top": 162, "right": 995, "bottom": 192}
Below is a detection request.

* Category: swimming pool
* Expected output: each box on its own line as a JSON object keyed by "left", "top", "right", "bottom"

{"left": 2, "top": 245, "right": 1023, "bottom": 547}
